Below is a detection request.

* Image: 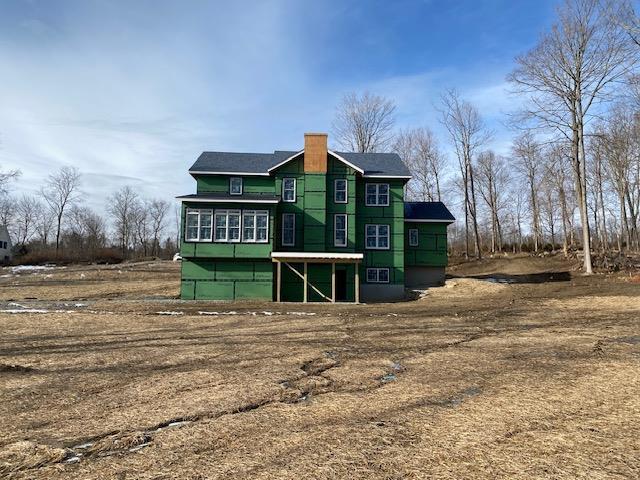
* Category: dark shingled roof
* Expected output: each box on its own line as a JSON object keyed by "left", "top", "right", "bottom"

{"left": 189, "top": 150, "right": 411, "bottom": 177}
{"left": 404, "top": 202, "right": 455, "bottom": 223}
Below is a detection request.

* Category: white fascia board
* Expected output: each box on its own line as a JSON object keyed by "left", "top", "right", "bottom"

{"left": 267, "top": 150, "right": 304, "bottom": 173}
{"left": 176, "top": 197, "right": 279, "bottom": 204}
{"left": 189, "top": 171, "right": 270, "bottom": 176}
{"left": 327, "top": 150, "right": 364, "bottom": 174}
{"left": 271, "top": 252, "right": 364, "bottom": 260}
{"left": 404, "top": 218, "right": 454, "bottom": 224}
{"left": 363, "top": 174, "right": 412, "bottom": 179}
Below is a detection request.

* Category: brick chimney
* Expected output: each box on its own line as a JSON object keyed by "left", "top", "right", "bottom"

{"left": 303, "top": 133, "right": 328, "bottom": 173}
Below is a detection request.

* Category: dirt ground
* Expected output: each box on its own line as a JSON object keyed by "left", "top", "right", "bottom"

{"left": 0, "top": 256, "right": 638, "bottom": 479}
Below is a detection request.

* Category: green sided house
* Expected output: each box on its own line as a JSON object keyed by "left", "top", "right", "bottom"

{"left": 177, "top": 133, "right": 454, "bottom": 303}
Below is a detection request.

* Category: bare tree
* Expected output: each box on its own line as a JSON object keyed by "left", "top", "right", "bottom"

{"left": 41, "top": 166, "right": 82, "bottom": 254}
{"left": 0, "top": 168, "right": 20, "bottom": 196}
{"left": 439, "top": 89, "right": 491, "bottom": 259}
{"left": 132, "top": 201, "right": 150, "bottom": 257}
{"left": 476, "top": 150, "right": 509, "bottom": 253}
{"left": 512, "top": 132, "right": 543, "bottom": 252}
{"left": 148, "top": 199, "right": 169, "bottom": 256}
{"left": 508, "top": 0, "right": 637, "bottom": 273}
{"left": 396, "top": 127, "right": 447, "bottom": 201}
{"left": 332, "top": 91, "right": 396, "bottom": 153}
{"left": 546, "top": 143, "right": 575, "bottom": 255}
{"left": 108, "top": 186, "right": 138, "bottom": 257}
{"left": 14, "top": 195, "right": 41, "bottom": 247}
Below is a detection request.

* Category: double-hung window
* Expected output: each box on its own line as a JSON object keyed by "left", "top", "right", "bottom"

{"left": 214, "top": 210, "right": 241, "bottom": 242}
{"left": 365, "top": 224, "right": 389, "bottom": 249}
{"left": 366, "top": 268, "right": 390, "bottom": 283}
{"left": 409, "top": 228, "right": 419, "bottom": 247}
{"left": 334, "top": 179, "right": 347, "bottom": 203}
{"left": 334, "top": 214, "right": 347, "bottom": 247}
{"left": 282, "top": 178, "right": 296, "bottom": 202}
{"left": 229, "top": 177, "right": 243, "bottom": 195}
{"left": 185, "top": 209, "right": 213, "bottom": 242}
{"left": 282, "top": 213, "right": 295, "bottom": 246}
{"left": 242, "top": 210, "right": 269, "bottom": 243}
{"left": 365, "top": 183, "right": 389, "bottom": 206}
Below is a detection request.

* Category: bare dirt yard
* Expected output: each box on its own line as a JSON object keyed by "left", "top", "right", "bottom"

{"left": 0, "top": 256, "right": 638, "bottom": 479}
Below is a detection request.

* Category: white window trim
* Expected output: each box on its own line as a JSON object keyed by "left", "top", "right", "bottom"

{"left": 242, "top": 210, "right": 269, "bottom": 244}
{"left": 334, "top": 178, "right": 348, "bottom": 204}
{"left": 334, "top": 214, "right": 347, "bottom": 247}
{"left": 282, "top": 177, "right": 296, "bottom": 203}
{"left": 229, "top": 177, "right": 243, "bottom": 195}
{"left": 365, "top": 183, "right": 390, "bottom": 207}
{"left": 365, "top": 224, "right": 390, "bottom": 250}
{"left": 281, "top": 213, "right": 296, "bottom": 247}
{"left": 366, "top": 268, "right": 390, "bottom": 283}
{"left": 185, "top": 208, "right": 213, "bottom": 242}
{"left": 409, "top": 228, "right": 419, "bottom": 247}
{"left": 214, "top": 209, "right": 242, "bottom": 243}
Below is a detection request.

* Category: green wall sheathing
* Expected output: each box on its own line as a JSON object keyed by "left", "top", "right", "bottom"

{"left": 181, "top": 259, "right": 273, "bottom": 300}
{"left": 404, "top": 222, "right": 448, "bottom": 267}
{"left": 179, "top": 202, "right": 275, "bottom": 259}
{"left": 325, "top": 158, "right": 357, "bottom": 252}
{"left": 196, "top": 175, "right": 275, "bottom": 195}
{"left": 274, "top": 157, "right": 305, "bottom": 251}
{"left": 303, "top": 174, "right": 327, "bottom": 251}
{"left": 355, "top": 179, "right": 406, "bottom": 286}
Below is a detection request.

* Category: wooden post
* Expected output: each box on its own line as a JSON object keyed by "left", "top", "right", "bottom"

{"left": 303, "top": 261, "right": 308, "bottom": 303}
{"left": 331, "top": 262, "right": 336, "bottom": 303}
{"left": 276, "top": 261, "right": 281, "bottom": 302}
{"left": 354, "top": 263, "right": 360, "bottom": 304}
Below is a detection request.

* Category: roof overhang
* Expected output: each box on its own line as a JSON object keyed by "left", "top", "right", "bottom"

{"left": 176, "top": 196, "right": 279, "bottom": 204}
{"left": 189, "top": 171, "right": 270, "bottom": 176}
{"left": 405, "top": 219, "right": 455, "bottom": 224}
{"left": 271, "top": 252, "right": 364, "bottom": 263}
{"left": 363, "top": 174, "right": 412, "bottom": 179}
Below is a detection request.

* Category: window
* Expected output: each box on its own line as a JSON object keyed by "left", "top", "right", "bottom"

{"left": 214, "top": 210, "right": 241, "bottom": 242}
{"left": 242, "top": 210, "right": 269, "bottom": 243}
{"left": 334, "top": 179, "right": 347, "bottom": 203}
{"left": 185, "top": 209, "right": 213, "bottom": 242}
{"left": 229, "top": 177, "right": 243, "bottom": 195}
{"left": 366, "top": 268, "right": 390, "bottom": 283}
{"left": 282, "top": 178, "right": 296, "bottom": 202}
{"left": 365, "top": 183, "right": 389, "bottom": 206}
{"left": 365, "top": 224, "right": 389, "bottom": 249}
{"left": 334, "top": 214, "right": 347, "bottom": 247}
{"left": 282, "top": 213, "right": 295, "bottom": 246}
{"left": 409, "top": 228, "right": 419, "bottom": 247}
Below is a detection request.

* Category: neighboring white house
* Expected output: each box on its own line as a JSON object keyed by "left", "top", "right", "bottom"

{"left": 0, "top": 225, "right": 12, "bottom": 264}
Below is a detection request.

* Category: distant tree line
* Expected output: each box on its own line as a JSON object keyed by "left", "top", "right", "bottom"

{"left": 331, "top": 0, "right": 640, "bottom": 273}
{"left": 0, "top": 166, "right": 176, "bottom": 264}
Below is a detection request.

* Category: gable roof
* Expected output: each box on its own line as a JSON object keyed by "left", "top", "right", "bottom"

{"left": 404, "top": 202, "right": 455, "bottom": 223}
{"left": 189, "top": 150, "right": 411, "bottom": 178}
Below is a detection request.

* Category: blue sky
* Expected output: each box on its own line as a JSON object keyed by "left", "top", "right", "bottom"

{"left": 0, "top": 0, "right": 558, "bottom": 215}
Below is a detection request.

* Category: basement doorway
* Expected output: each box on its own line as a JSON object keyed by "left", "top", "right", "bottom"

{"left": 335, "top": 268, "right": 347, "bottom": 302}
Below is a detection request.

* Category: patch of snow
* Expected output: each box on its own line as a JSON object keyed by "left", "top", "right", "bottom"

{"left": 7, "top": 302, "right": 25, "bottom": 308}
{"left": 10, "top": 265, "right": 56, "bottom": 273}
{"left": 286, "top": 312, "right": 317, "bottom": 316}
{"left": 198, "top": 311, "right": 219, "bottom": 315}
{"left": 0, "top": 274, "right": 13, "bottom": 278}
{"left": 262, "top": 311, "right": 274, "bottom": 316}
{"left": 0, "top": 309, "right": 77, "bottom": 314}
{"left": 156, "top": 311, "right": 184, "bottom": 316}
{"left": 64, "top": 455, "right": 81, "bottom": 464}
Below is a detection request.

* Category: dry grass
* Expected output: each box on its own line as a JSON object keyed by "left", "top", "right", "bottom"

{"left": 0, "top": 258, "right": 638, "bottom": 479}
